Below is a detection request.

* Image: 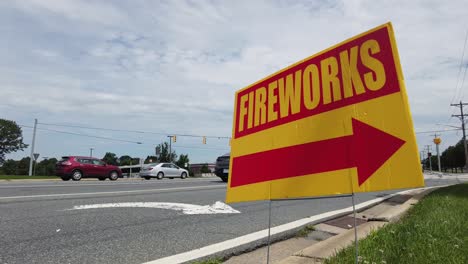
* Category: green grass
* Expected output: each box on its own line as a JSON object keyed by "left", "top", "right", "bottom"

{"left": 296, "top": 224, "right": 316, "bottom": 238}
{"left": 192, "top": 258, "right": 223, "bottom": 264}
{"left": 325, "top": 184, "right": 468, "bottom": 264}
{"left": 0, "top": 175, "right": 57, "bottom": 180}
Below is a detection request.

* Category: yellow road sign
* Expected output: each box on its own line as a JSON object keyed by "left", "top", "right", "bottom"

{"left": 226, "top": 22, "right": 424, "bottom": 203}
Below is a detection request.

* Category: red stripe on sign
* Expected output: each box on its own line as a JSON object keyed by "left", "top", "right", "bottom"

{"left": 230, "top": 119, "right": 405, "bottom": 188}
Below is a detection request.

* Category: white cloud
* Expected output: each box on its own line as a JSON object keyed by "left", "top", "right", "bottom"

{"left": 12, "top": 0, "right": 127, "bottom": 26}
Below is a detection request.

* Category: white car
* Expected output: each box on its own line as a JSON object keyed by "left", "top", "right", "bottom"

{"left": 140, "top": 163, "right": 188, "bottom": 180}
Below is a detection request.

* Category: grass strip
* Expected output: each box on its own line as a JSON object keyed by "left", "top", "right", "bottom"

{"left": 0, "top": 175, "right": 57, "bottom": 180}
{"left": 192, "top": 258, "right": 223, "bottom": 264}
{"left": 325, "top": 184, "right": 468, "bottom": 264}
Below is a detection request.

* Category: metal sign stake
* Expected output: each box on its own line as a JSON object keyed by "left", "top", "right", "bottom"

{"left": 351, "top": 192, "right": 359, "bottom": 264}
{"left": 266, "top": 199, "right": 272, "bottom": 264}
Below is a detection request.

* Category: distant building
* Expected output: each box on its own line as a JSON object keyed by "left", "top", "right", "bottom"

{"left": 189, "top": 163, "right": 215, "bottom": 174}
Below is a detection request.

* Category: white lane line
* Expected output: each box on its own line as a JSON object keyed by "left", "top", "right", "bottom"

{"left": 67, "top": 201, "right": 240, "bottom": 215}
{"left": 144, "top": 186, "right": 446, "bottom": 264}
{"left": 0, "top": 178, "right": 217, "bottom": 189}
{"left": 0, "top": 185, "right": 225, "bottom": 200}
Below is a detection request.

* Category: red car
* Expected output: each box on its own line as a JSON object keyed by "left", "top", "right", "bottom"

{"left": 56, "top": 156, "right": 122, "bottom": 181}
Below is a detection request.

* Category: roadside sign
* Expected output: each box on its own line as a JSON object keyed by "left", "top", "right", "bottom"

{"left": 226, "top": 23, "right": 424, "bottom": 203}
{"left": 33, "top": 153, "right": 39, "bottom": 161}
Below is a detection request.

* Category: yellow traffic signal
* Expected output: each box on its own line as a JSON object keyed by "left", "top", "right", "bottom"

{"left": 173, "top": 135, "right": 177, "bottom": 143}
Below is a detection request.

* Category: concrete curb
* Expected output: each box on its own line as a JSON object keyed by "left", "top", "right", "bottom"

{"left": 279, "top": 222, "right": 387, "bottom": 264}
{"left": 278, "top": 188, "right": 437, "bottom": 263}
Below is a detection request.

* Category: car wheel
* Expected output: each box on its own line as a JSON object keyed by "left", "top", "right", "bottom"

{"left": 156, "top": 172, "right": 164, "bottom": 180}
{"left": 61, "top": 177, "right": 70, "bottom": 181}
{"left": 109, "top": 171, "right": 118, "bottom": 181}
{"left": 98, "top": 177, "right": 106, "bottom": 181}
{"left": 181, "top": 172, "right": 187, "bottom": 179}
{"left": 71, "top": 170, "right": 82, "bottom": 181}
{"left": 144, "top": 177, "right": 151, "bottom": 180}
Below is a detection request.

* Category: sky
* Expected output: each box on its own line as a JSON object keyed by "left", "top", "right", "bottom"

{"left": 1, "top": 0, "right": 467, "bottom": 164}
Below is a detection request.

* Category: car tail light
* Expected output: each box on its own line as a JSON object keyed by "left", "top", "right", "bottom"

{"left": 61, "top": 161, "right": 72, "bottom": 166}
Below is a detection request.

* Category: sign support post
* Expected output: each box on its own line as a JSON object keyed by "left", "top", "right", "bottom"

{"left": 266, "top": 200, "right": 272, "bottom": 264}
{"left": 351, "top": 193, "right": 359, "bottom": 264}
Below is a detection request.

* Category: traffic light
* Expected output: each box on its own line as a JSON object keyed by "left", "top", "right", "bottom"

{"left": 173, "top": 135, "right": 177, "bottom": 143}
{"left": 203, "top": 136, "right": 206, "bottom": 144}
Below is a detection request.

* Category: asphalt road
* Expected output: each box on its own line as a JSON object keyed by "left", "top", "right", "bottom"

{"left": 0, "top": 175, "right": 465, "bottom": 264}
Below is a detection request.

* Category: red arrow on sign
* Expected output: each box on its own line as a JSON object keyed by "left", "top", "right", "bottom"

{"left": 230, "top": 119, "right": 405, "bottom": 188}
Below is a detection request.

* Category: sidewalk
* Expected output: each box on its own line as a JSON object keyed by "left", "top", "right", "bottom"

{"left": 224, "top": 188, "right": 435, "bottom": 264}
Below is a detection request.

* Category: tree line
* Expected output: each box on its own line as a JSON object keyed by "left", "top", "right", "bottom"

{"left": 101, "top": 142, "right": 190, "bottom": 169}
{"left": 423, "top": 139, "right": 467, "bottom": 172}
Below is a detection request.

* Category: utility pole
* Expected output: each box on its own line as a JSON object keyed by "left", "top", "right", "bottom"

{"left": 425, "top": 145, "right": 432, "bottom": 172}
{"left": 451, "top": 101, "right": 468, "bottom": 169}
{"left": 28, "top": 119, "right": 38, "bottom": 176}
{"left": 432, "top": 134, "right": 442, "bottom": 173}
{"left": 167, "top": 136, "right": 172, "bottom": 163}
{"left": 90, "top": 148, "right": 94, "bottom": 157}
{"left": 420, "top": 150, "right": 427, "bottom": 170}
{"left": 129, "top": 160, "right": 132, "bottom": 178}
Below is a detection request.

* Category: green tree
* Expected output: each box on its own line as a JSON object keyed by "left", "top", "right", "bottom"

{"left": 441, "top": 139, "right": 466, "bottom": 170}
{"left": 0, "top": 119, "right": 28, "bottom": 164}
{"left": 17, "top": 157, "right": 30, "bottom": 175}
{"left": 102, "top": 152, "right": 118, "bottom": 165}
{"left": 1, "top": 159, "right": 17, "bottom": 175}
{"left": 156, "top": 142, "right": 177, "bottom": 162}
{"left": 119, "top": 155, "right": 133, "bottom": 166}
{"left": 200, "top": 163, "right": 211, "bottom": 173}
{"left": 36, "top": 158, "right": 58, "bottom": 176}
{"left": 176, "top": 154, "right": 189, "bottom": 169}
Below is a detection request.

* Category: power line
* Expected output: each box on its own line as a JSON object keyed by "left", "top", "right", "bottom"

{"left": 173, "top": 145, "right": 229, "bottom": 151}
{"left": 20, "top": 125, "right": 143, "bottom": 144}
{"left": 20, "top": 124, "right": 229, "bottom": 151}
{"left": 442, "top": 28, "right": 468, "bottom": 125}
{"left": 415, "top": 128, "right": 461, "bottom": 134}
{"left": 26, "top": 121, "right": 463, "bottom": 151}
{"left": 451, "top": 29, "right": 468, "bottom": 104}
{"left": 37, "top": 122, "right": 231, "bottom": 139}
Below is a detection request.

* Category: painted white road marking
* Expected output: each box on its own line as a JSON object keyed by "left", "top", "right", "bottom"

{"left": 68, "top": 201, "right": 240, "bottom": 215}
{"left": 0, "top": 177, "right": 217, "bottom": 189}
{"left": 0, "top": 185, "right": 225, "bottom": 200}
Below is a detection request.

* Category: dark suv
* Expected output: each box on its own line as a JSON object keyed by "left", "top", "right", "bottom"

{"left": 56, "top": 156, "right": 122, "bottom": 181}
{"left": 215, "top": 153, "right": 230, "bottom": 182}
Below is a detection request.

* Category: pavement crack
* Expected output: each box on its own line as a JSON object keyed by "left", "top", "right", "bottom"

{"left": 366, "top": 217, "right": 390, "bottom": 222}
{"left": 295, "top": 254, "right": 324, "bottom": 261}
